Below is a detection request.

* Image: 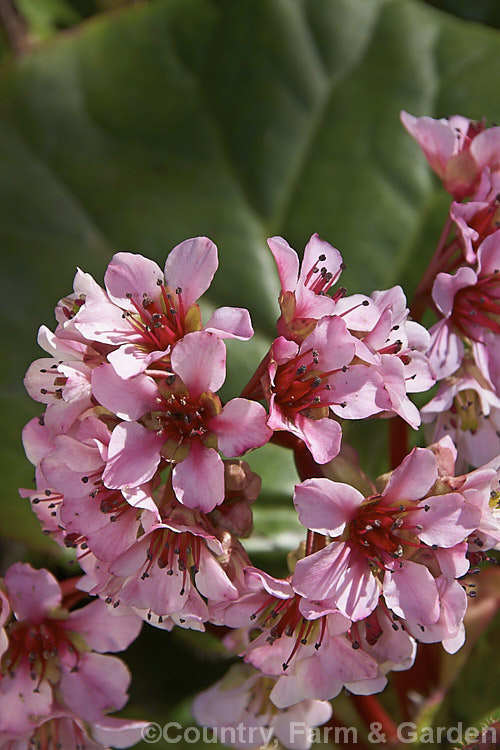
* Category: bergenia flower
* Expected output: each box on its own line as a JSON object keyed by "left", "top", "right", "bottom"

{"left": 450, "top": 167, "right": 500, "bottom": 263}
{"left": 261, "top": 316, "right": 389, "bottom": 464}
{"left": 421, "top": 363, "right": 500, "bottom": 470}
{"left": 292, "top": 446, "right": 482, "bottom": 623}
{"left": 217, "top": 568, "right": 381, "bottom": 708}
{"left": 400, "top": 111, "right": 500, "bottom": 199}
{"left": 428, "top": 232, "right": 500, "bottom": 379}
{"left": 73, "top": 240, "right": 254, "bottom": 378}
{"left": 98, "top": 330, "right": 271, "bottom": 512}
{"left": 0, "top": 710, "right": 147, "bottom": 750}
{"left": 192, "top": 663, "right": 333, "bottom": 750}
{"left": 336, "top": 285, "right": 435, "bottom": 428}
{"left": 0, "top": 564, "right": 141, "bottom": 738}
{"left": 268, "top": 234, "right": 345, "bottom": 343}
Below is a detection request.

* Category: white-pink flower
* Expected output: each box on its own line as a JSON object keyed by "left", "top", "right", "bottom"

{"left": 193, "top": 663, "right": 332, "bottom": 750}
{"left": 428, "top": 233, "right": 500, "bottom": 379}
{"left": 292, "top": 447, "right": 481, "bottom": 624}
{"left": 0, "top": 564, "right": 141, "bottom": 738}
{"left": 401, "top": 111, "right": 500, "bottom": 199}
{"left": 100, "top": 331, "right": 272, "bottom": 513}
{"left": 268, "top": 234, "right": 345, "bottom": 343}
{"left": 73, "top": 240, "right": 254, "bottom": 378}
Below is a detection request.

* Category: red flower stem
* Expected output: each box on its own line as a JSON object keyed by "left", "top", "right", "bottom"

{"left": 350, "top": 694, "right": 399, "bottom": 743}
{"left": 239, "top": 352, "right": 270, "bottom": 399}
{"left": 389, "top": 416, "right": 409, "bottom": 470}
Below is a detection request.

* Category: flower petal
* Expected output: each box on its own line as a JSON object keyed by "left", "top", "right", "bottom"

{"left": 164, "top": 237, "right": 218, "bottom": 308}
{"left": 293, "top": 478, "right": 363, "bottom": 536}
{"left": 172, "top": 442, "right": 225, "bottom": 512}
{"left": 210, "top": 398, "right": 272, "bottom": 456}
{"left": 171, "top": 331, "right": 226, "bottom": 397}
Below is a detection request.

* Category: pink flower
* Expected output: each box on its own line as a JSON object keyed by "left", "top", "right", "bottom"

{"left": 217, "top": 568, "right": 381, "bottom": 707}
{"left": 192, "top": 663, "right": 333, "bottom": 750}
{"left": 336, "top": 286, "right": 435, "bottom": 428}
{"left": 100, "top": 331, "right": 272, "bottom": 512}
{"left": 292, "top": 447, "right": 480, "bottom": 623}
{"left": 0, "top": 564, "right": 141, "bottom": 737}
{"left": 106, "top": 505, "right": 240, "bottom": 622}
{"left": 73, "top": 240, "right": 254, "bottom": 378}
{"left": 0, "top": 710, "right": 147, "bottom": 750}
{"left": 428, "top": 233, "right": 500, "bottom": 379}
{"left": 421, "top": 364, "right": 500, "bottom": 470}
{"left": 268, "top": 234, "right": 345, "bottom": 343}
{"left": 258, "top": 316, "right": 391, "bottom": 463}
{"left": 400, "top": 111, "right": 500, "bottom": 199}
{"left": 450, "top": 167, "right": 500, "bottom": 263}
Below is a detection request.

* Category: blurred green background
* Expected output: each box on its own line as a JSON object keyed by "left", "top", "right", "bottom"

{"left": 1, "top": 0, "right": 500, "bottom": 746}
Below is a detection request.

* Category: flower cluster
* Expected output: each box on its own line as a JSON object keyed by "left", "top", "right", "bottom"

{"left": 0, "top": 563, "right": 145, "bottom": 749}
{"left": 12, "top": 114, "right": 500, "bottom": 749}
{"left": 402, "top": 111, "right": 500, "bottom": 471}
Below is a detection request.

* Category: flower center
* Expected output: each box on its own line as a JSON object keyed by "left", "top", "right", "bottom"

{"left": 124, "top": 285, "right": 197, "bottom": 352}
{"left": 449, "top": 389, "right": 482, "bottom": 433}
{"left": 303, "top": 253, "right": 345, "bottom": 296}
{"left": 3, "top": 618, "right": 78, "bottom": 688}
{"left": 452, "top": 271, "right": 500, "bottom": 340}
{"left": 272, "top": 348, "right": 346, "bottom": 419}
{"left": 144, "top": 382, "right": 221, "bottom": 458}
{"left": 349, "top": 497, "right": 424, "bottom": 567}
{"left": 250, "top": 593, "right": 326, "bottom": 671}
{"left": 140, "top": 528, "right": 203, "bottom": 608}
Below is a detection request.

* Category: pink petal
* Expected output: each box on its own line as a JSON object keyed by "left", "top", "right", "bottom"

{"left": 329, "top": 366, "right": 390, "bottom": 419}
{"left": 103, "top": 422, "right": 163, "bottom": 489}
{"left": 74, "top": 301, "right": 140, "bottom": 345}
{"left": 107, "top": 344, "right": 169, "bottom": 379}
{"left": 104, "top": 252, "right": 163, "bottom": 310}
{"left": 293, "top": 414, "right": 342, "bottom": 464}
{"left": 195, "top": 546, "right": 238, "bottom": 602}
{"left": 302, "top": 316, "right": 355, "bottom": 372}
{"left": 293, "top": 478, "right": 363, "bottom": 536}
{"left": 299, "top": 234, "right": 343, "bottom": 290}
{"left": 267, "top": 236, "right": 300, "bottom": 292}
{"left": 400, "top": 112, "right": 458, "bottom": 178}
{"left": 172, "top": 441, "right": 225, "bottom": 512}
{"left": 204, "top": 306, "right": 254, "bottom": 340}
{"left": 471, "top": 126, "right": 500, "bottom": 172}
{"left": 382, "top": 447, "right": 437, "bottom": 503}
{"left": 210, "top": 398, "right": 271, "bottom": 456}
{"left": 432, "top": 267, "right": 477, "bottom": 316}
{"left": 427, "top": 319, "right": 464, "bottom": 379}
{"left": 164, "top": 237, "right": 218, "bottom": 308}
{"left": 0, "top": 660, "right": 52, "bottom": 734}
{"left": 92, "top": 364, "right": 158, "bottom": 420}
{"left": 244, "top": 568, "right": 294, "bottom": 598}
{"left": 171, "top": 331, "right": 226, "bottom": 397}
{"left": 67, "top": 599, "right": 142, "bottom": 652}
{"left": 91, "top": 717, "right": 150, "bottom": 750}
{"left": 21, "top": 417, "right": 54, "bottom": 466}
{"left": 5, "top": 563, "right": 61, "bottom": 624}
{"left": 476, "top": 232, "right": 500, "bottom": 276}
{"left": 292, "top": 543, "right": 379, "bottom": 621}
{"left": 414, "top": 493, "right": 480, "bottom": 547}
{"left": 383, "top": 560, "right": 440, "bottom": 625}
{"left": 60, "top": 652, "right": 130, "bottom": 721}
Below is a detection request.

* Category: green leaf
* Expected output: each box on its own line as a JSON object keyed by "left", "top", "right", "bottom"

{"left": 15, "top": 0, "right": 81, "bottom": 39}
{"left": 3, "top": 0, "right": 500, "bottom": 555}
